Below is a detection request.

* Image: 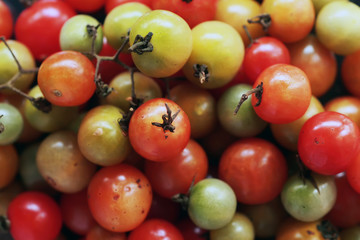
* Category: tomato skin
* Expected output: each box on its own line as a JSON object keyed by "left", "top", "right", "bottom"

{"left": 342, "top": 50, "right": 360, "bottom": 98}
{"left": 298, "top": 111, "right": 360, "bottom": 175}
{"left": 128, "top": 218, "right": 184, "bottom": 240}
{"left": 128, "top": 98, "right": 191, "bottom": 162}
{"left": 252, "top": 64, "right": 312, "bottom": 124}
{"left": 64, "top": 0, "right": 105, "bottom": 13}
{"left": 87, "top": 164, "right": 152, "bottom": 232}
{"left": 15, "top": 0, "right": 76, "bottom": 61}
{"left": 105, "top": 0, "right": 152, "bottom": 13}
{"left": 0, "top": 145, "right": 19, "bottom": 189}
{"left": 86, "top": 224, "right": 127, "bottom": 240}
{"left": 219, "top": 137, "right": 287, "bottom": 204}
{"left": 7, "top": 191, "right": 62, "bottom": 240}
{"left": 38, "top": 50, "right": 96, "bottom": 107}
{"left": 243, "top": 36, "right": 291, "bottom": 84}
{"left": 0, "top": 1, "right": 13, "bottom": 39}
{"left": 145, "top": 139, "right": 208, "bottom": 199}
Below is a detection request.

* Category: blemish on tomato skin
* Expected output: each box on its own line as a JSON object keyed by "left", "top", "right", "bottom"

{"left": 141, "top": 209, "right": 145, "bottom": 214}
{"left": 113, "top": 194, "right": 120, "bottom": 200}
{"left": 314, "top": 137, "right": 319, "bottom": 144}
{"left": 307, "top": 230, "right": 315, "bottom": 235}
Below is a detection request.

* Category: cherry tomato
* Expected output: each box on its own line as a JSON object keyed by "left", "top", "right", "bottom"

{"left": 0, "top": 144, "right": 18, "bottom": 189}
{"left": 177, "top": 217, "right": 208, "bottom": 240}
{"left": 251, "top": 63, "right": 312, "bottom": 124}
{"left": 7, "top": 191, "right": 62, "bottom": 240}
{"left": 128, "top": 98, "right": 191, "bottom": 162}
{"left": 105, "top": 0, "right": 152, "bottom": 13}
{"left": 38, "top": 50, "right": 96, "bottom": 107}
{"left": 151, "top": 0, "right": 218, "bottom": 28}
{"left": 342, "top": 49, "right": 360, "bottom": 98}
{"left": 87, "top": 164, "right": 152, "bottom": 232}
{"left": 15, "top": 0, "right": 76, "bottom": 61}
{"left": 145, "top": 139, "right": 208, "bottom": 199}
{"left": 86, "top": 224, "right": 127, "bottom": 240}
{"left": 0, "top": 1, "right": 13, "bottom": 39}
{"left": 64, "top": 0, "right": 105, "bottom": 13}
{"left": 0, "top": 103, "right": 24, "bottom": 145}
{"left": 325, "top": 96, "right": 360, "bottom": 128}
{"left": 261, "top": 0, "right": 315, "bottom": 43}
{"left": 219, "top": 137, "right": 288, "bottom": 204}
{"left": 129, "top": 10, "right": 192, "bottom": 78}
{"left": 243, "top": 36, "right": 291, "bottom": 84}
{"left": 346, "top": 154, "right": 360, "bottom": 194}
{"left": 298, "top": 111, "right": 360, "bottom": 175}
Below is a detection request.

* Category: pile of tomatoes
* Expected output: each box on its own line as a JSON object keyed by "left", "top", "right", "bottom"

{"left": 1, "top": 0, "right": 360, "bottom": 239}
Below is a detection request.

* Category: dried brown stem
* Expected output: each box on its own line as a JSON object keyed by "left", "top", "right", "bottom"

{"left": 247, "top": 14, "right": 271, "bottom": 32}
{"left": 234, "top": 82, "right": 263, "bottom": 115}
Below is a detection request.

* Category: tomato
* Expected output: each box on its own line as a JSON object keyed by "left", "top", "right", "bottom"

{"left": 177, "top": 217, "right": 208, "bottom": 240}
{"left": 129, "top": 10, "right": 192, "bottom": 78}
{"left": 219, "top": 137, "right": 288, "bottom": 204}
{"left": 104, "top": 2, "right": 151, "bottom": 50}
{"left": 170, "top": 83, "right": 217, "bottom": 139}
{"left": 342, "top": 49, "right": 360, "bottom": 98}
{"left": 64, "top": 0, "right": 105, "bottom": 13}
{"left": 298, "top": 111, "right": 360, "bottom": 175}
{"left": 87, "top": 164, "right": 152, "bottom": 232}
{"left": 145, "top": 139, "right": 208, "bottom": 199}
{"left": 128, "top": 218, "right": 184, "bottom": 240}
{"left": 346, "top": 154, "right": 360, "bottom": 194}
{"left": 7, "top": 191, "right": 62, "bottom": 240}
{"left": 276, "top": 218, "right": 340, "bottom": 240}
{"left": 312, "top": 0, "right": 347, "bottom": 14}
{"left": 183, "top": 21, "right": 244, "bottom": 89}
{"left": 128, "top": 98, "right": 191, "bottom": 162}
{"left": 281, "top": 173, "right": 337, "bottom": 222}
{"left": 316, "top": 1, "right": 360, "bottom": 55}
{"left": 287, "top": 34, "right": 337, "bottom": 97}
{"left": 86, "top": 224, "right": 127, "bottom": 240}
{"left": 15, "top": 0, "right": 76, "bottom": 61}
{"left": 325, "top": 173, "right": 360, "bottom": 228}
{"left": 0, "top": 1, "right": 13, "bottom": 39}
{"left": 215, "top": 0, "right": 265, "bottom": 47}
{"left": 325, "top": 96, "right": 360, "bottom": 127}
{"left": 217, "top": 84, "right": 268, "bottom": 138}
{"left": 270, "top": 96, "right": 324, "bottom": 151}
{"left": 146, "top": 192, "right": 181, "bottom": 223}
{"left": 105, "top": 0, "right": 152, "bottom": 13}
{"left": 243, "top": 36, "right": 291, "bottom": 84}
{"left": 38, "top": 50, "right": 96, "bottom": 107}
{"left": 151, "top": 0, "right": 218, "bottom": 28}
{"left": 60, "top": 189, "right": 97, "bottom": 235}
{"left": 0, "top": 103, "right": 24, "bottom": 145}
{"left": 251, "top": 63, "right": 312, "bottom": 124}
{"left": 187, "top": 178, "right": 237, "bottom": 230}
{"left": 0, "top": 145, "right": 18, "bottom": 189}
{"left": 261, "top": 0, "right": 315, "bottom": 43}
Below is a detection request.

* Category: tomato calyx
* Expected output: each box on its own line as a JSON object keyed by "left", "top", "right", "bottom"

{"left": 0, "top": 215, "right": 10, "bottom": 233}
{"left": 193, "top": 64, "right": 210, "bottom": 84}
{"left": 248, "top": 14, "right": 271, "bottom": 32}
{"left": 297, "top": 155, "right": 320, "bottom": 194}
{"left": 30, "top": 97, "right": 52, "bottom": 113}
{"left": 171, "top": 175, "right": 196, "bottom": 210}
{"left": 152, "top": 103, "right": 180, "bottom": 134}
{"left": 234, "top": 82, "right": 263, "bottom": 114}
{"left": 129, "top": 32, "right": 154, "bottom": 55}
{"left": 316, "top": 220, "right": 339, "bottom": 240}
{"left": 86, "top": 24, "right": 101, "bottom": 54}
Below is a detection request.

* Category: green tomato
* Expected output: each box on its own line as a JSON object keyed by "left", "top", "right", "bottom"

{"left": 311, "top": 0, "right": 347, "bottom": 14}
{"left": 0, "top": 103, "right": 24, "bottom": 145}
{"left": 281, "top": 173, "right": 337, "bottom": 222}
{"left": 188, "top": 178, "right": 237, "bottom": 230}
{"left": 316, "top": 1, "right": 360, "bottom": 55}
{"left": 129, "top": 10, "right": 192, "bottom": 78}
{"left": 217, "top": 84, "right": 267, "bottom": 137}
{"left": 104, "top": 2, "right": 151, "bottom": 50}
{"left": 210, "top": 212, "right": 255, "bottom": 240}
{"left": 0, "top": 40, "right": 36, "bottom": 94}
{"left": 60, "top": 14, "right": 103, "bottom": 53}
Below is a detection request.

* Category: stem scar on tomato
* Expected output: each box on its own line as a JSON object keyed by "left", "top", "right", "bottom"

{"left": 193, "top": 64, "right": 210, "bottom": 84}
{"left": 152, "top": 103, "right": 180, "bottom": 137}
{"left": 128, "top": 32, "right": 154, "bottom": 55}
{"left": 234, "top": 82, "right": 263, "bottom": 115}
{"left": 247, "top": 13, "right": 272, "bottom": 32}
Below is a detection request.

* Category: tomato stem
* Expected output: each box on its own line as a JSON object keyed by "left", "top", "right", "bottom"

{"left": 193, "top": 64, "right": 209, "bottom": 84}
{"left": 128, "top": 32, "right": 154, "bottom": 55}
{"left": 243, "top": 24, "right": 255, "bottom": 47}
{"left": 172, "top": 193, "right": 189, "bottom": 211}
{"left": 247, "top": 13, "right": 271, "bottom": 32}
{"left": 234, "top": 82, "right": 263, "bottom": 115}
{"left": 296, "top": 154, "right": 320, "bottom": 194}
{"left": 86, "top": 24, "right": 101, "bottom": 55}
{"left": 151, "top": 103, "right": 180, "bottom": 134}
{"left": 0, "top": 215, "right": 10, "bottom": 233}
{"left": 317, "top": 220, "right": 339, "bottom": 240}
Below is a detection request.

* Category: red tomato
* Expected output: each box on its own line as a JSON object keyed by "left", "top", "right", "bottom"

{"left": 15, "top": 0, "right": 76, "bottom": 61}
{"left": 243, "top": 36, "right": 291, "bottom": 84}
{"left": 219, "top": 138, "right": 288, "bottom": 204}
{"left": 87, "top": 164, "right": 152, "bottom": 232}
{"left": 38, "top": 50, "right": 96, "bottom": 106}
{"left": 251, "top": 64, "right": 312, "bottom": 124}
{"left": 128, "top": 98, "right": 191, "bottom": 162}
{"left": 347, "top": 154, "right": 360, "bottom": 194}
{"left": 128, "top": 218, "right": 184, "bottom": 240}
{"left": 145, "top": 139, "right": 208, "bottom": 198}
{"left": 105, "top": 0, "right": 152, "bottom": 13}
{"left": 298, "top": 111, "right": 360, "bottom": 175}
{"left": 64, "top": 0, "right": 105, "bottom": 12}
{"left": 7, "top": 191, "right": 62, "bottom": 240}
{"left": 0, "top": 1, "right": 13, "bottom": 39}
{"left": 151, "top": 0, "right": 218, "bottom": 28}
{"left": 177, "top": 217, "right": 208, "bottom": 240}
